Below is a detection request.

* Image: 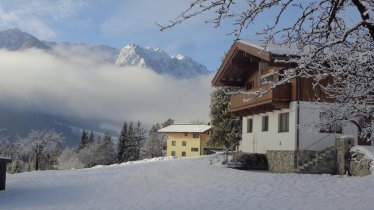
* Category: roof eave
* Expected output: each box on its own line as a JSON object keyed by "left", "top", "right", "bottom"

{"left": 211, "top": 41, "right": 271, "bottom": 87}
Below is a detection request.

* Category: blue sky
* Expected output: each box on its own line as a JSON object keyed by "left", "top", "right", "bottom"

{"left": 0, "top": 0, "right": 259, "bottom": 71}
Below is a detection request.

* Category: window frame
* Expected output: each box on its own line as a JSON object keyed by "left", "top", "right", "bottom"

{"left": 278, "top": 112, "right": 289, "bottom": 133}
{"left": 246, "top": 81, "right": 254, "bottom": 90}
{"left": 182, "top": 141, "right": 187, "bottom": 146}
{"left": 171, "top": 141, "right": 176, "bottom": 146}
{"left": 171, "top": 151, "right": 176, "bottom": 156}
{"left": 262, "top": 115, "right": 269, "bottom": 132}
{"left": 181, "top": 151, "right": 186, "bottom": 157}
{"left": 247, "top": 118, "right": 253, "bottom": 133}
{"left": 191, "top": 148, "right": 199, "bottom": 152}
{"left": 192, "top": 133, "right": 199, "bottom": 138}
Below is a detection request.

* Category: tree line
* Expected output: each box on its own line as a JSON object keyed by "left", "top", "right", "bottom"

{"left": 0, "top": 119, "right": 174, "bottom": 173}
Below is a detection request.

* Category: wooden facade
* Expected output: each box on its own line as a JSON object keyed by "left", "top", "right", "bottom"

{"left": 0, "top": 157, "right": 11, "bottom": 191}
{"left": 212, "top": 41, "right": 323, "bottom": 115}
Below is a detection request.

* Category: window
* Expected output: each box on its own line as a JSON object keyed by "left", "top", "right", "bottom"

{"left": 247, "top": 118, "right": 253, "bottom": 133}
{"left": 278, "top": 113, "right": 289, "bottom": 132}
{"left": 171, "top": 141, "right": 176, "bottom": 146}
{"left": 262, "top": 116, "right": 269, "bottom": 131}
{"left": 181, "top": 151, "right": 186, "bottom": 157}
{"left": 182, "top": 141, "right": 187, "bottom": 146}
{"left": 319, "top": 112, "right": 342, "bottom": 133}
{"left": 193, "top": 133, "right": 199, "bottom": 138}
{"left": 171, "top": 151, "right": 176, "bottom": 156}
{"left": 246, "top": 81, "right": 254, "bottom": 90}
{"left": 184, "top": 133, "right": 188, "bottom": 137}
{"left": 191, "top": 148, "right": 199, "bottom": 152}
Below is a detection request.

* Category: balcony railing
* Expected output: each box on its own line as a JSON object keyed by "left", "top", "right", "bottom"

{"left": 230, "top": 83, "right": 292, "bottom": 112}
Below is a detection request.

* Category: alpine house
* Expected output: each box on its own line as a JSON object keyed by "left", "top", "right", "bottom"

{"left": 212, "top": 40, "right": 365, "bottom": 173}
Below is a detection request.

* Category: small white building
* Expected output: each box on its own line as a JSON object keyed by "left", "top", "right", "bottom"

{"left": 212, "top": 40, "right": 367, "bottom": 173}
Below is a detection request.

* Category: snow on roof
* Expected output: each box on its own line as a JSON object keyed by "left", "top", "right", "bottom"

{"left": 158, "top": 124, "right": 212, "bottom": 133}
{"left": 238, "top": 40, "right": 302, "bottom": 56}
{"left": 0, "top": 156, "right": 11, "bottom": 163}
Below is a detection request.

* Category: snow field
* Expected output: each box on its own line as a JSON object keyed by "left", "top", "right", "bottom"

{"left": 1, "top": 155, "right": 374, "bottom": 210}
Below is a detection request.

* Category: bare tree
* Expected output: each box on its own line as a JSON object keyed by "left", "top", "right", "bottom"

{"left": 159, "top": 0, "right": 374, "bottom": 140}
{"left": 17, "top": 130, "right": 64, "bottom": 170}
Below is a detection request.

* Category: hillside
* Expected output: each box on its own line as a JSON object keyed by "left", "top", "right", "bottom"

{"left": 1, "top": 155, "right": 374, "bottom": 210}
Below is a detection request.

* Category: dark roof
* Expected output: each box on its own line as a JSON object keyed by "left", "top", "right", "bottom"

{"left": 0, "top": 157, "right": 11, "bottom": 163}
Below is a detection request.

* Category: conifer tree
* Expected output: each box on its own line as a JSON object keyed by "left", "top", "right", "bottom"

{"left": 78, "top": 129, "right": 89, "bottom": 150}
{"left": 209, "top": 87, "right": 242, "bottom": 148}
{"left": 140, "top": 119, "right": 173, "bottom": 159}
{"left": 98, "top": 131, "right": 115, "bottom": 165}
{"left": 123, "top": 122, "right": 137, "bottom": 161}
{"left": 117, "top": 122, "right": 128, "bottom": 162}
{"left": 162, "top": 118, "right": 174, "bottom": 128}
{"left": 88, "top": 131, "right": 95, "bottom": 144}
{"left": 133, "top": 121, "right": 146, "bottom": 160}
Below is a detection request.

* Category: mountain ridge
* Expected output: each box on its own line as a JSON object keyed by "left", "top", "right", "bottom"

{"left": 0, "top": 28, "right": 210, "bottom": 78}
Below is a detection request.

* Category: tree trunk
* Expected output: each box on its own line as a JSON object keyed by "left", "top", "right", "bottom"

{"left": 35, "top": 152, "right": 39, "bottom": 170}
{"left": 352, "top": 0, "right": 374, "bottom": 40}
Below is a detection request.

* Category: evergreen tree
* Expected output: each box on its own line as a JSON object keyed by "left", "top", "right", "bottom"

{"left": 78, "top": 129, "right": 89, "bottom": 150}
{"left": 123, "top": 122, "right": 137, "bottom": 161}
{"left": 133, "top": 121, "right": 146, "bottom": 160}
{"left": 209, "top": 87, "right": 242, "bottom": 148}
{"left": 117, "top": 122, "right": 128, "bottom": 162}
{"left": 88, "top": 131, "right": 95, "bottom": 144}
{"left": 98, "top": 131, "right": 115, "bottom": 165}
{"left": 140, "top": 123, "right": 163, "bottom": 159}
{"left": 162, "top": 118, "right": 174, "bottom": 128}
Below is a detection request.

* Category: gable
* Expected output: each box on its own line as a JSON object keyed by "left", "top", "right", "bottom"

{"left": 212, "top": 40, "right": 297, "bottom": 87}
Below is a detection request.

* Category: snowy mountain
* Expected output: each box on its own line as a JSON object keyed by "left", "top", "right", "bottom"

{"left": 116, "top": 44, "right": 210, "bottom": 78}
{"left": 0, "top": 29, "right": 210, "bottom": 78}
{"left": 0, "top": 28, "right": 48, "bottom": 50}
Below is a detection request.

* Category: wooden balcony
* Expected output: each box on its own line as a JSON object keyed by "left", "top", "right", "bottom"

{"left": 230, "top": 83, "right": 292, "bottom": 115}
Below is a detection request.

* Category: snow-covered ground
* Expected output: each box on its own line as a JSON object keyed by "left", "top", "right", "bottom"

{"left": 1, "top": 155, "right": 374, "bottom": 210}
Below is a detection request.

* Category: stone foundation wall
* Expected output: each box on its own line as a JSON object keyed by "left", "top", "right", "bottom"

{"left": 264, "top": 136, "right": 359, "bottom": 175}
{"left": 266, "top": 150, "right": 296, "bottom": 173}
{"left": 267, "top": 149, "right": 337, "bottom": 174}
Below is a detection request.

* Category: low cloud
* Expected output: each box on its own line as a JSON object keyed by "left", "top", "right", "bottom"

{"left": 0, "top": 49, "right": 213, "bottom": 128}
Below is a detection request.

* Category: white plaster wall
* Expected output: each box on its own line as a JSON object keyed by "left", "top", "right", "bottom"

{"left": 298, "top": 102, "right": 358, "bottom": 151}
{"left": 239, "top": 102, "right": 297, "bottom": 154}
